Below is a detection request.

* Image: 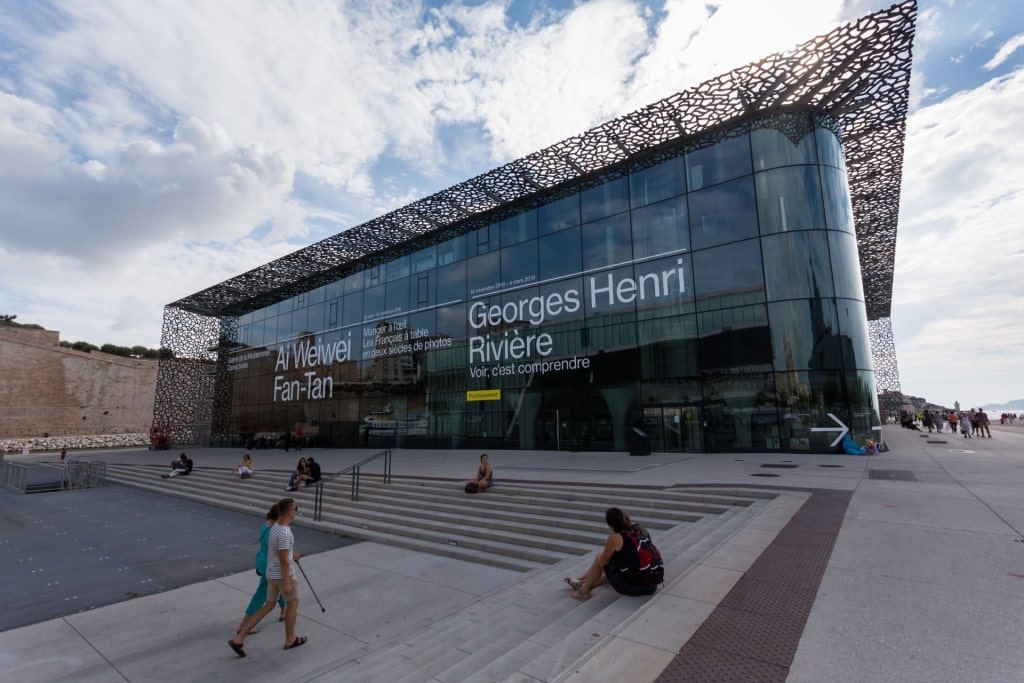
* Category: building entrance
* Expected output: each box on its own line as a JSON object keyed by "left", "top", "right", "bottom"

{"left": 644, "top": 405, "right": 704, "bottom": 452}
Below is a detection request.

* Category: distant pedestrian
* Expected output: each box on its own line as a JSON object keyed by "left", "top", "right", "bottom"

{"left": 969, "top": 409, "right": 980, "bottom": 436}
{"left": 948, "top": 411, "right": 959, "bottom": 435}
{"left": 922, "top": 411, "right": 934, "bottom": 433}
{"left": 60, "top": 449, "right": 67, "bottom": 461}
{"left": 959, "top": 412, "right": 972, "bottom": 439}
{"left": 977, "top": 409, "right": 992, "bottom": 438}
{"left": 230, "top": 497, "right": 307, "bottom": 656}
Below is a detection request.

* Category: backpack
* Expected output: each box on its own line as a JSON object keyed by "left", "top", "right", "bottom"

{"left": 627, "top": 524, "right": 664, "bottom": 589}
{"left": 465, "top": 481, "right": 479, "bottom": 493}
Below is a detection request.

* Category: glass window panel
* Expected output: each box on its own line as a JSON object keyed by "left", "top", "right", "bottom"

{"left": 698, "top": 304, "right": 771, "bottom": 371}
{"left": 308, "top": 286, "right": 326, "bottom": 304}
{"left": 367, "top": 265, "right": 382, "bottom": 287}
{"left": 640, "top": 334, "right": 699, "bottom": 379}
{"left": 774, "top": 369, "right": 847, "bottom": 451}
{"left": 631, "top": 195, "right": 689, "bottom": 259}
{"left": 328, "top": 300, "right": 339, "bottom": 328}
{"left": 815, "top": 127, "right": 846, "bottom": 170}
{"left": 581, "top": 176, "right": 629, "bottom": 222}
{"left": 410, "top": 309, "right": 436, "bottom": 344}
{"left": 385, "top": 255, "right": 410, "bottom": 282}
{"left": 637, "top": 314, "right": 697, "bottom": 345}
{"left": 768, "top": 299, "right": 843, "bottom": 372}
{"left": 820, "top": 166, "right": 855, "bottom": 233}
{"left": 411, "top": 245, "right": 437, "bottom": 274}
{"left": 835, "top": 299, "right": 873, "bottom": 371}
{"left": 686, "top": 132, "right": 752, "bottom": 191}
{"left": 415, "top": 273, "right": 431, "bottom": 306}
{"left": 467, "top": 251, "right": 501, "bottom": 297}
{"left": 538, "top": 193, "right": 580, "bottom": 235}
{"left": 501, "top": 239, "right": 538, "bottom": 288}
{"left": 692, "top": 239, "right": 765, "bottom": 310}
{"left": 437, "top": 260, "right": 466, "bottom": 304}
{"left": 437, "top": 234, "right": 466, "bottom": 265}
{"left": 828, "top": 231, "right": 866, "bottom": 301}
{"left": 538, "top": 226, "right": 582, "bottom": 281}
{"left": 342, "top": 292, "right": 363, "bottom": 328}
{"left": 689, "top": 176, "right": 758, "bottom": 250}
{"left": 701, "top": 372, "right": 778, "bottom": 450}
{"left": 585, "top": 264, "right": 637, "bottom": 321}
{"left": 630, "top": 156, "right": 686, "bottom": 208}
{"left": 385, "top": 276, "right": 409, "bottom": 314}
{"left": 500, "top": 210, "right": 537, "bottom": 246}
{"left": 344, "top": 270, "right": 364, "bottom": 294}
{"left": 470, "top": 223, "right": 501, "bottom": 256}
{"left": 751, "top": 123, "right": 817, "bottom": 171}
{"left": 436, "top": 302, "right": 466, "bottom": 339}
{"left": 762, "top": 231, "right": 834, "bottom": 301}
{"left": 539, "top": 277, "right": 584, "bottom": 328}
{"left": 305, "top": 302, "right": 325, "bottom": 332}
{"left": 362, "top": 284, "right": 386, "bottom": 322}
{"left": 633, "top": 252, "right": 694, "bottom": 319}
{"left": 755, "top": 166, "right": 826, "bottom": 233}
{"left": 582, "top": 213, "right": 632, "bottom": 270}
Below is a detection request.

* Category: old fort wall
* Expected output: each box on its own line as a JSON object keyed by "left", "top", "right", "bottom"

{"left": 0, "top": 326, "right": 157, "bottom": 440}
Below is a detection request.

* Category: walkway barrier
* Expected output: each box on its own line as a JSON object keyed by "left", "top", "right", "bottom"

{"left": 313, "top": 449, "right": 392, "bottom": 522}
{"left": 62, "top": 459, "right": 107, "bottom": 490}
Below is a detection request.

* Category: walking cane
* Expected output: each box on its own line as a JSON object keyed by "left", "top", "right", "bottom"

{"left": 296, "top": 559, "right": 326, "bottom": 612}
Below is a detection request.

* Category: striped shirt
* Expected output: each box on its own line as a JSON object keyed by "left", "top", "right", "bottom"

{"left": 265, "top": 524, "right": 295, "bottom": 580}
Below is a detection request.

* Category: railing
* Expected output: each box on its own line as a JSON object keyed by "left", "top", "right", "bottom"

{"left": 62, "top": 459, "right": 107, "bottom": 490}
{"left": 313, "top": 449, "right": 392, "bottom": 522}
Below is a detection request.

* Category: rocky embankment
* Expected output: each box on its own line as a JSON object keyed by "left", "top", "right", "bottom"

{"left": 1, "top": 433, "right": 149, "bottom": 454}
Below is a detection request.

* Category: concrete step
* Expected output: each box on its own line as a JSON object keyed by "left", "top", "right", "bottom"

{"left": 97, "top": 463, "right": 771, "bottom": 583}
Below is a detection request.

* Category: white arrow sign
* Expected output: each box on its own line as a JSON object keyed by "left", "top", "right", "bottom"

{"left": 810, "top": 413, "right": 850, "bottom": 447}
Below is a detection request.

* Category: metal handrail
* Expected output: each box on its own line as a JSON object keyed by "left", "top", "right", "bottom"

{"left": 313, "top": 449, "right": 391, "bottom": 521}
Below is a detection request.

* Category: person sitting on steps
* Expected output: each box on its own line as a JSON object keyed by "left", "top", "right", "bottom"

{"left": 466, "top": 453, "right": 493, "bottom": 492}
{"left": 161, "top": 453, "right": 193, "bottom": 478}
{"left": 237, "top": 453, "right": 254, "bottom": 479}
{"left": 303, "top": 457, "right": 322, "bottom": 487}
{"left": 285, "top": 457, "right": 308, "bottom": 491}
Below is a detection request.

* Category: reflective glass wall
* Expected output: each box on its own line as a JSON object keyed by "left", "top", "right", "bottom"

{"left": 223, "top": 112, "right": 880, "bottom": 453}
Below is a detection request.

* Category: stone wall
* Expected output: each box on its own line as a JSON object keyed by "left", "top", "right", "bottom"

{"left": 0, "top": 326, "right": 158, "bottom": 442}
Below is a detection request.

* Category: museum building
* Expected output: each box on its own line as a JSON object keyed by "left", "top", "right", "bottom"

{"left": 154, "top": 1, "right": 916, "bottom": 454}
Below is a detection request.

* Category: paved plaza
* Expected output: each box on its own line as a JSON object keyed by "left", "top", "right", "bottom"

{"left": 2, "top": 422, "right": 1024, "bottom": 681}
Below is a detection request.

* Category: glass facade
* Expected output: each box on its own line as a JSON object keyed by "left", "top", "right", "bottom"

{"left": 223, "top": 113, "right": 880, "bottom": 453}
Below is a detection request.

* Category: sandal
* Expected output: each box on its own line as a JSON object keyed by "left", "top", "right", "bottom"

{"left": 228, "top": 640, "right": 246, "bottom": 657}
{"left": 284, "top": 635, "right": 308, "bottom": 650}
{"left": 236, "top": 625, "right": 260, "bottom": 635}
{"left": 563, "top": 576, "right": 582, "bottom": 591}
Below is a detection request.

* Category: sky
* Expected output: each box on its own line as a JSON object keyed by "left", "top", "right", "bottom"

{"left": 0, "top": 0, "right": 1021, "bottom": 410}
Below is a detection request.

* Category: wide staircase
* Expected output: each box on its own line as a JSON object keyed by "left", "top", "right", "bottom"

{"left": 98, "top": 461, "right": 784, "bottom": 681}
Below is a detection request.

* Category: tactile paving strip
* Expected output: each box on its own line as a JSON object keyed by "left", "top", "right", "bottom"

{"left": 656, "top": 489, "right": 852, "bottom": 682}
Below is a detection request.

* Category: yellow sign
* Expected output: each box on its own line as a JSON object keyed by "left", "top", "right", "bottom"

{"left": 466, "top": 389, "right": 501, "bottom": 402}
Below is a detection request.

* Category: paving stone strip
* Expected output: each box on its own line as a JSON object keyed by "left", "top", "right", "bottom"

{"left": 655, "top": 488, "right": 852, "bottom": 682}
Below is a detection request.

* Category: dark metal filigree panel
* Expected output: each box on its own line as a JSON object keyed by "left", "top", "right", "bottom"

{"left": 869, "top": 316, "right": 903, "bottom": 420}
{"left": 157, "top": 0, "right": 916, "bottom": 444}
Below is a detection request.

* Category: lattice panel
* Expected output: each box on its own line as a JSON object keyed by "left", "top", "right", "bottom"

{"left": 869, "top": 316, "right": 903, "bottom": 420}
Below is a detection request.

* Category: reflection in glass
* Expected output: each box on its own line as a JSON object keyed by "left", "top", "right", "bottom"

{"left": 386, "top": 255, "right": 410, "bottom": 282}
{"left": 436, "top": 261, "right": 466, "bottom": 304}
{"left": 755, "top": 166, "right": 826, "bottom": 233}
{"left": 828, "top": 231, "right": 866, "bottom": 301}
{"left": 342, "top": 292, "right": 362, "bottom": 327}
{"left": 686, "top": 133, "right": 752, "bottom": 191}
{"left": 835, "top": 300, "right": 873, "bottom": 370}
{"left": 815, "top": 127, "right": 846, "bottom": 170}
{"left": 631, "top": 196, "right": 688, "bottom": 259}
{"left": 692, "top": 239, "right": 764, "bottom": 310}
{"left": 751, "top": 122, "right": 817, "bottom": 170}
{"left": 411, "top": 246, "right": 437, "bottom": 274}
{"left": 630, "top": 156, "right": 686, "bottom": 208}
{"left": 702, "top": 373, "right": 778, "bottom": 450}
{"left": 539, "top": 226, "right": 582, "bottom": 281}
{"left": 698, "top": 304, "right": 771, "bottom": 371}
{"left": 768, "top": 299, "right": 843, "bottom": 372}
{"left": 437, "top": 235, "right": 466, "bottom": 265}
{"left": 633, "top": 252, "right": 694, "bottom": 320}
{"left": 762, "top": 231, "right": 834, "bottom": 301}
{"left": 538, "top": 193, "right": 580, "bottom": 234}
{"left": 581, "top": 176, "right": 629, "bottom": 222}
{"left": 467, "top": 251, "right": 501, "bottom": 297}
{"left": 501, "top": 239, "right": 538, "bottom": 287}
{"left": 689, "top": 176, "right": 758, "bottom": 250}
{"left": 583, "top": 214, "right": 632, "bottom": 270}
{"left": 501, "top": 210, "right": 537, "bottom": 246}
{"left": 820, "top": 166, "right": 854, "bottom": 233}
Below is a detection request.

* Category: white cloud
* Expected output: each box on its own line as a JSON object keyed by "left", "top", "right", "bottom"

{"left": 892, "top": 68, "right": 1024, "bottom": 406}
{"left": 984, "top": 32, "right": 1024, "bottom": 70}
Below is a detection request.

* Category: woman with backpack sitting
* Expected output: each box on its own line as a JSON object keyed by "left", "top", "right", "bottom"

{"left": 563, "top": 507, "right": 659, "bottom": 600}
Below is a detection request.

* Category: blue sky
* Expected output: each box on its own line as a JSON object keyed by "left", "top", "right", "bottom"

{"left": 0, "top": 0, "right": 1021, "bottom": 409}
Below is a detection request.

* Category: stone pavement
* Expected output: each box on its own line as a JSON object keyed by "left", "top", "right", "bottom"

{"left": 1, "top": 423, "right": 1023, "bottom": 681}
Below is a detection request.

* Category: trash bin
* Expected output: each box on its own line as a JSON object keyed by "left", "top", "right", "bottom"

{"left": 628, "top": 427, "right": 651, "bottom": 456}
